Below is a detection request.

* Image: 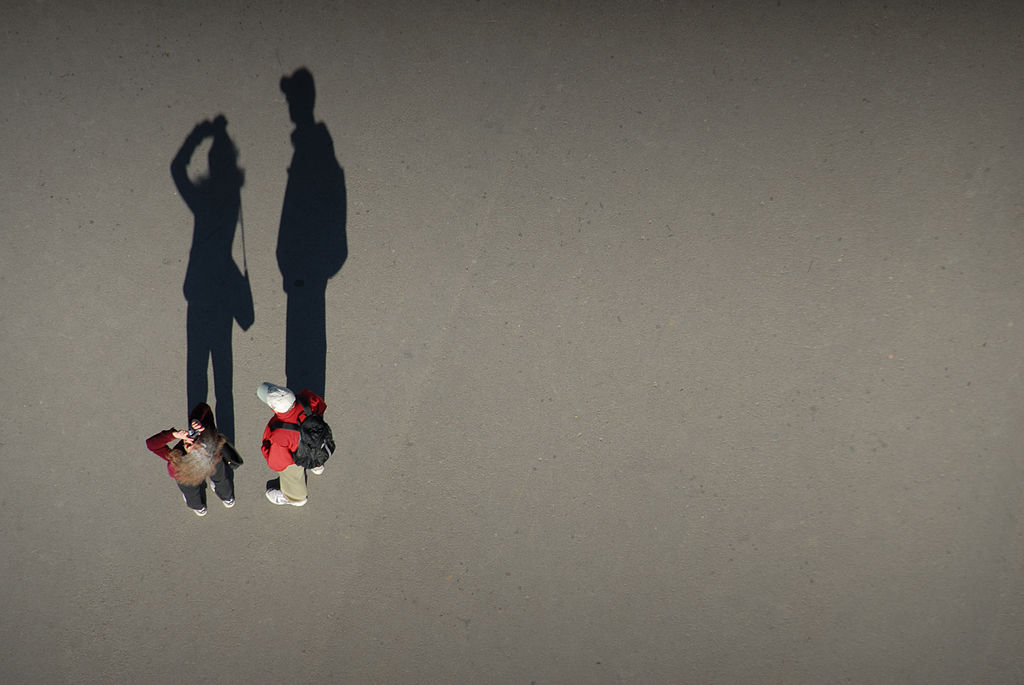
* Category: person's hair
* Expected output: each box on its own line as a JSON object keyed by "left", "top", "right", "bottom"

{"left": 170, "top": 429, "right": 223, "bottom": 485}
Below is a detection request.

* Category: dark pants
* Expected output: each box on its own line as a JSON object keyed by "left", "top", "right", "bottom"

{"left": 177, "top": 459, "right": 234, "bottom": 510}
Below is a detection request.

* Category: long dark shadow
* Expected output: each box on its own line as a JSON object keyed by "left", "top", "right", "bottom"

{"left": 277, "top": 68, "right": 348, "bottom": 397}
{"left": 171, "top": 114, "right": 254, "bottom": 443}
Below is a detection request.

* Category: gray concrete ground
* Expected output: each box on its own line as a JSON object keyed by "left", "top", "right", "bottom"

{"left": 2, "top": 1, "right": 1022, "bottom": 683}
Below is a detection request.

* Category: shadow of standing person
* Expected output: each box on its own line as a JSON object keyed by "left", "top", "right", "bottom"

{"left": 171, "top": 115, "right": 254, "bottom": 443}
{"left": 278, "top": 68, "right": 348, "bottom": 398}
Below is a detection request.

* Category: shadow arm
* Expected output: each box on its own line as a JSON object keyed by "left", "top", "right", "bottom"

{"left": 170, "top": 124, "right": 209, "bottom": 209}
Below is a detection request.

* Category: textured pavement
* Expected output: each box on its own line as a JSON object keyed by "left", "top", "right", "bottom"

{"left": 2, "top": 2, "right": 1022, "bottom": 683}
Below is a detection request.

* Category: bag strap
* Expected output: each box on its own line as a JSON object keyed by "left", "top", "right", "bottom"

{"left": 239, "top": 199, "right": 248, "bottom": 276}
{"left": 269, "top": 399, "right": 318, "bottom": 432}
{"left": 269, "top": 418, "right": 301, "bottom": 432}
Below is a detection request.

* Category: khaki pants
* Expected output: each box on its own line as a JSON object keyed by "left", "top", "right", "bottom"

{"left": 279, "top": 464, "right": 308, "bottom": 502}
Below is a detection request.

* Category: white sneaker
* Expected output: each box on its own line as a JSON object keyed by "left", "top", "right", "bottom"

{"left": 265, "top": 488, "right": 307, "bottom": 506}
{"left": 310, "top": 465, "right": 325, "bottom": 475}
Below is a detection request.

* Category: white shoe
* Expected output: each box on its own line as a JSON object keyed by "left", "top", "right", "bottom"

{"left": 310, "top": 465, "right": 325, "bottom": 475}
{"left": 265, "top": 488, "right": 307, "bottom": 506}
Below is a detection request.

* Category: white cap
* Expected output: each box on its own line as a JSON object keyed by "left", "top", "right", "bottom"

{"left": 256, "top": 382, "right": 296, "bottom": 413}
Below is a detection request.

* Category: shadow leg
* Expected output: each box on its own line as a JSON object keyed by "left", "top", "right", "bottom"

{"left": 186, "top": 302, "right": 212, "bottom": 410}
{"left": 210, "top": 311, "right": 235, "bottom": 442}
{"left": 285, "top": 281, "right": 327, "bottom": 396}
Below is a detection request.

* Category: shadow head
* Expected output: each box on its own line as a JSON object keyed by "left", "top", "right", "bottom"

{"left": 207, "top": 114, "right": 244, "bottom": 187}
{"left": 280, "top": 68, "right": 316, "bottom": 125}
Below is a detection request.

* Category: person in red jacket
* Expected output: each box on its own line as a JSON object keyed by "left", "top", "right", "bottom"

{"left": 257, "top": 382, "right": 327, "bottom": 506}
{"left": 145, "top": 402, "right": 239, "bottom": 516}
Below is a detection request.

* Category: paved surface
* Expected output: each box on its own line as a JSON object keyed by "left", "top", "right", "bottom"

{"left": 2, "top": 2, "right": 1022, "bottom": 683}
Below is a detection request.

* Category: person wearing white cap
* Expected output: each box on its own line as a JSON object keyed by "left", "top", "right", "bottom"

{"left": 257, "top": 381, "right": 329, "bottom": 505}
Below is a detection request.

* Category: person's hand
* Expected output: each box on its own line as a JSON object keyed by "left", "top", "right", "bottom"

{"left": 172, "top": 421, "right": 205, "bottom": 442}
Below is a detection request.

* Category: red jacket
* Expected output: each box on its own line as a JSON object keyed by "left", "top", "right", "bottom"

{"left": 261, "top": 390, "right": 326, "bottom": 472}
{"left": 146, "top": 403, "right": 216, "bottom": 479}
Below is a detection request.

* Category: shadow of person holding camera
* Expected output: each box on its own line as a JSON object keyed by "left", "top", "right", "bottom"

{"left": 171, "top": 115, "right": 254, "bottom": 443}
{"left": 277, "top": 68, "right": 348, "bottom": 398}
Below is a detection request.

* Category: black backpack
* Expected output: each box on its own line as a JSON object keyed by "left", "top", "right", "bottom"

{"left": 271, "top": 399, "right": 336, "bottom": 468}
